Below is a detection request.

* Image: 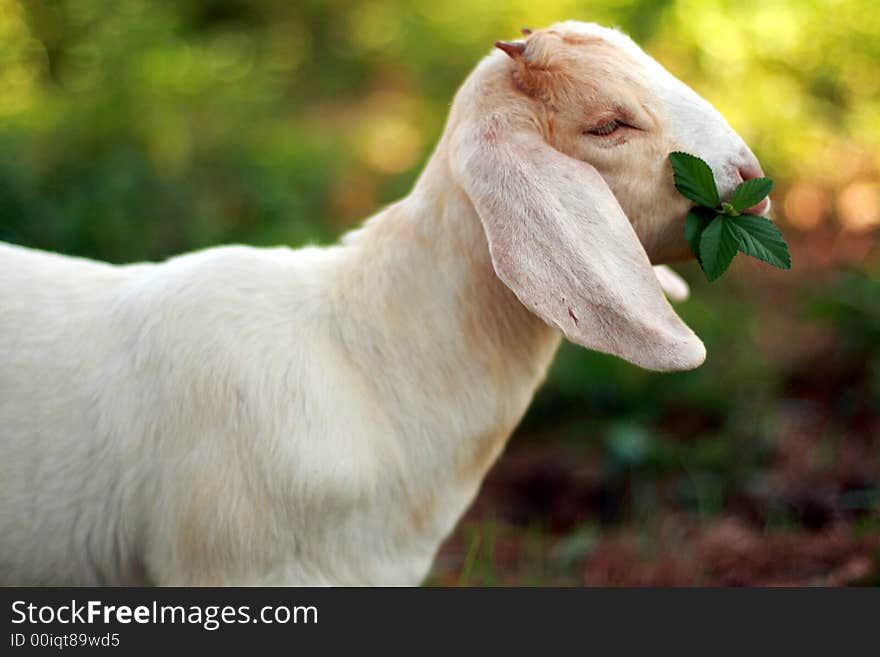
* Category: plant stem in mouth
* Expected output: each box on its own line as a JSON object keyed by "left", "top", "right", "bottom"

{"left": 720, "top": 202, "right": 739, "bottom": 216}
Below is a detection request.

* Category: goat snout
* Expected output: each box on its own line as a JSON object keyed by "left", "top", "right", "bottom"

{"left": 716, "top": 155, "right": 770, "bottom": 216}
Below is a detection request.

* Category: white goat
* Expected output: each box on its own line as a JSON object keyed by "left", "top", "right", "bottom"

{"left": 0, "top": 21, "right": 769, "bottom": 585}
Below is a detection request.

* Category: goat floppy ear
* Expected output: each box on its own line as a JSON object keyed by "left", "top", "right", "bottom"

{"left": 450, "top": 117, "right": 705, "bottom": 371}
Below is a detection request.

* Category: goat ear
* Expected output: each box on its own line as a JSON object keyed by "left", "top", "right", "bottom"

{"left": 451, "top": 118, "right": 706, "bottom": 371}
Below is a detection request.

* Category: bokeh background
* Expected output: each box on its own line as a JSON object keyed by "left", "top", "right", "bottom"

{"left": 2, "top": 0, "right": 878, "bottom": 585}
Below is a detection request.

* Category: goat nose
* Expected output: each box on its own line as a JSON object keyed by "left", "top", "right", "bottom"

{"left": 738, "top": 162, "right": 765, "bottom": 182}
{"left": 737, "top": 162, "right": 771, "bottom": 215}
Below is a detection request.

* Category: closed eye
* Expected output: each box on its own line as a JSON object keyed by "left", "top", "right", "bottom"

{"left": 586, "top": 119, "right": 623, "bottom": 137}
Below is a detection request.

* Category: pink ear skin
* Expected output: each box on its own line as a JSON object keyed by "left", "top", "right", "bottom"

{"left": 450, "top": 115, "right": 706, "bottom": 372}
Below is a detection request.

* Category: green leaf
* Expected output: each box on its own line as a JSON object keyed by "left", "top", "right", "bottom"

{"left": 699, "top": 215, "right": 739, "bottom": 281}
{"left": 685, "top": 210, "right": 711, "bottom": 267}
{"left": 669, "top": 152, "right": 720, "bottom": 208}
{"left": 669, "top": 150, "right": 788, "bottom": 281}
{"left": 730, "top": 213, "right": 792, "bottom": 269}
{"left": 729, "top": 177, "right": 773, "bottom": 212}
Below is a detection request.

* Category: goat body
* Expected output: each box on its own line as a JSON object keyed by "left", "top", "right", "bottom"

{"left": 0, "top": 161, "right": 559, "bottom": 584}
{"left": 0, "top": 22, "right": 767, "bottom": 585}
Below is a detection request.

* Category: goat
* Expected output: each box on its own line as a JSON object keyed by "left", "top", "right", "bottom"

{"left": 0, "top": 21, "right": 770, "bottom": 585}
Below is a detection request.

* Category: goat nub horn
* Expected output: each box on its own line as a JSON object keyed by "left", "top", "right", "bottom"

{"left": 494, "top": 40, "right": 526, "bottom": 59}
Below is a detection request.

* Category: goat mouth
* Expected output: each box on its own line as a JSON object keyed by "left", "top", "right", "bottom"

{"left": 744, "top": 197, "right": 771, "bottom": 216}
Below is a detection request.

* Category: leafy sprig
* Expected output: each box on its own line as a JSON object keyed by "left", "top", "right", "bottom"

{"left": 670, "top": 152, "right": 791, "bottom": 281}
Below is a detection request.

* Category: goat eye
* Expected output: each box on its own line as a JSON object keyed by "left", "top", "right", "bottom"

{"left": 586, "top": 119, "right": 621, "bottom": 137}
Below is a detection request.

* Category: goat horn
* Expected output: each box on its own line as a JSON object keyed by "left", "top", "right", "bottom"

{"left": 494, "top": 40, "right": 526, "bottom": 59}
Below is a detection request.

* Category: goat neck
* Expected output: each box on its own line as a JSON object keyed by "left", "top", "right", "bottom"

{"left": 334, "top": 143, "right": 561, "bottom": 502}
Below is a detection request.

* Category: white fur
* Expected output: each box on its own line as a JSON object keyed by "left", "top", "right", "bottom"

{"left": 0, "top": 22, "right": 765, "bottom": 585}
{"left": 654, "top": 265, "right": 690, "bottom": 303}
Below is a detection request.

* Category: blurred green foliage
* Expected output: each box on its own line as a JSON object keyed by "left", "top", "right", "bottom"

{"left": 1, "top": 0, "right": 878, "bottom": 583}
{"left": 2, "top": 0, "right": 878, "bottom": 259}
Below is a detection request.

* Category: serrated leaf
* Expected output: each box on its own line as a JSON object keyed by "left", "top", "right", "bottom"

{"left": 685, "top": 210, "right": 711, "bottom": 267}
{"left": 699, "top": 215, "right": 739, "bottom": 281}
{"left": 670, "top": 152, "right": 720, "bottom": 208}
{"left": 730, "top": 213, "right": 792, "bottom": 269}
{"left": 729, "top": 178, "right": 773, "bottom": 212}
